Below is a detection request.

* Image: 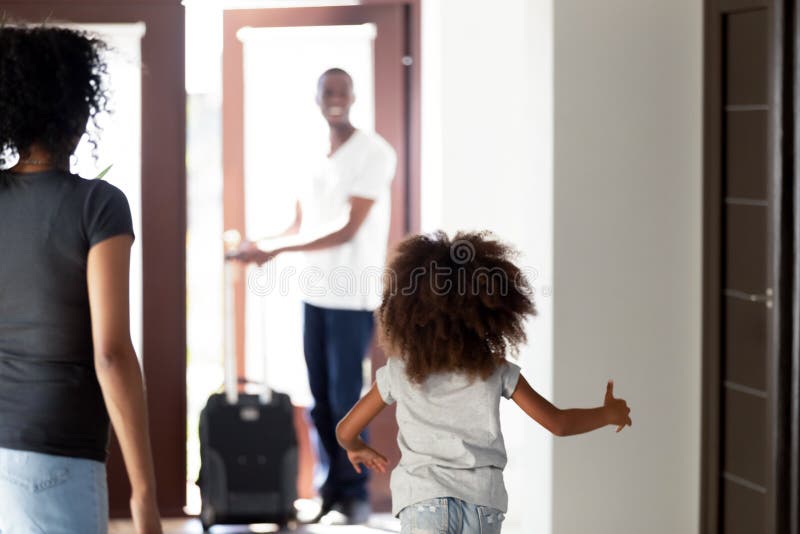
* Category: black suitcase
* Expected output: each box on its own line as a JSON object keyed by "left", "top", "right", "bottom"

{"left": 198, "top": 261, "right": 298, "bottom": 531}
{"left": 198, "top": 390, "right": 298, "bottom": 530}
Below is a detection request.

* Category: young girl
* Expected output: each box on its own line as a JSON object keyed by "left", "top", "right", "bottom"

{"left": 335, "top": 231, "right": 632, "bottom": 533}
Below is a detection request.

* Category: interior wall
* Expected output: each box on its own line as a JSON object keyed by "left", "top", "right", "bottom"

{"left": 552, "top": 1, "right": 702, "bottom": 533}
{"left": 422, "top": 1, "right": 554, "bottom": 533}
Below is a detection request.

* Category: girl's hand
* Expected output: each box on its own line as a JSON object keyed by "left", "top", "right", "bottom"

{"left": 346, "top": 443, "right": 389, "bottom": 474}
{"left": 604, "top": 380, "right": 632, "bottom": 432}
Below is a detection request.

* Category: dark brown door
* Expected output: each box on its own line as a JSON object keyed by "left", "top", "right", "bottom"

{"left": 222, "top": 3, "right": 419, "bottom": 513}
{"left": 703, "top": 0, "right": 798, "bottom": 532}
{"left": 0, "top": 0, "right": 187, "bottom": 518}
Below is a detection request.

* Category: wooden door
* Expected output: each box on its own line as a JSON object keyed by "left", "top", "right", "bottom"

{"left": 703, "top": 0, "right": 797, "bottom": 532}
{"left": 0, "top": 0, "right": 187, "bottom": 518}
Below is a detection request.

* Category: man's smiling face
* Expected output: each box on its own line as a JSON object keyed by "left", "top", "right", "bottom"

{"left": 317, "top": 71, "right": 355, "bottom": 127}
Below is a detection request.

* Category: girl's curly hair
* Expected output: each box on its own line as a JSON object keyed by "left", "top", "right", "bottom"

{"left": 0, "top": 23, "right": 109, "bottom": 170}
{"left": 377, "top": 231, "right": 537, "bottom": 383}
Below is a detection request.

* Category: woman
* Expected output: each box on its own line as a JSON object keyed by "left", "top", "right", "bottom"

{"left": 0, "top": 25, "right": 162, "bottom": 533}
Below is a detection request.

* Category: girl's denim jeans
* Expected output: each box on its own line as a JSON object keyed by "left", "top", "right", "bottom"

{"left": 0, "top": 447, "right": 108, "bottom": 534}
{"left": 400, "top": 497, "right": 506, "bottom": 534}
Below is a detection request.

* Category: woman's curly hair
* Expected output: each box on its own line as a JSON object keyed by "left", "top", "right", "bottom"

{"left": 377, "top": 231, "right": 537, "bottom": 383}
{"left": 0, "top": 23, "right": 109, "bottom": 170}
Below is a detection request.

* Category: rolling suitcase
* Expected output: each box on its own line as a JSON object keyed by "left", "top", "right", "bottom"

{"left": 198, "top": 261, "right": 298, "bottom": 531}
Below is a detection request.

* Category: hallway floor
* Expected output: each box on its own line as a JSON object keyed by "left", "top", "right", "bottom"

{"left": 109, "top": 515, "right": 400, "bottom": 534}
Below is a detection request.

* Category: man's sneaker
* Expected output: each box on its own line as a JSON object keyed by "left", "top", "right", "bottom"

{"left": 294, "top": 498, "right": 325, "bottom": 524}
{"left": 320, "top": 498, "right": 372, "bottom": 525}
{"left": 303, "top": 497, "right": 334, "bottom": 524}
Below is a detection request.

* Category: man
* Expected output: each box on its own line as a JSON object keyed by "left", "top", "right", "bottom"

{"left": 231, "top": 68, "right": 396, "bottom": 524}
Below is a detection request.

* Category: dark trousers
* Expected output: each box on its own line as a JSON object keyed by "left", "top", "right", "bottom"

{"left": 302, "top": 302, "right": 374, "bottom": 502}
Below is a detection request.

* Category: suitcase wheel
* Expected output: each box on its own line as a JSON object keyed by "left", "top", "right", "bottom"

{"left": 200, "top": 504, "right": 216, "bottom": 532}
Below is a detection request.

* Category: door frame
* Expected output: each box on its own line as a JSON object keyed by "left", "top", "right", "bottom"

{"left": 0, "top": 0, "right": 187, "bottom": 518}
{"left": 702, "top": 0, "right": 799, "bottom": 531}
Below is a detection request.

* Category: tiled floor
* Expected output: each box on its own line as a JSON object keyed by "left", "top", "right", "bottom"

{"left": 109, "top": 516, "right": 400, "bottom": 534}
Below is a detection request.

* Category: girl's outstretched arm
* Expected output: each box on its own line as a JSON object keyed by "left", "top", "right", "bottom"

{"left": 336, "top": 384, "right": 390, "bottom": 474}
{"left": 511, "top": 375, "right": 632, "bottom": 436}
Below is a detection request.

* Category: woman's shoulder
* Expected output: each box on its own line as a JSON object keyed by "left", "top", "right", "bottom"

{"left": 32, "top": 170, "right": 126, "bottom": 200}
{"left": 0, "top": 169, "right": 119, "bottom": 200}
{"left": 75, "top": 176, "right": 129, "bottom": 212}
{"left": 75, "top": 177, "right": 133, "bottom": 245}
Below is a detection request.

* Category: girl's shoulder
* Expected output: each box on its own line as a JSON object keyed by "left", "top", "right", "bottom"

{"left": 382, "top": 357, "right": 409, "bottom": 387}
{"left": 496, "top": 358, "right": 522, "bottom": 399}
{"left": 385, "top": 355, "right": 406, "bottom": 371}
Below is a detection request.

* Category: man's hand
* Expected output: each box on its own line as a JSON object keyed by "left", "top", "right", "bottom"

{"left": 225, "top": 240, "right": 279, "bottom": 265}
{"left": 604, "top": 380, "right": 632, "bottom": 432}
{"left": 346, "top": 443, "right": 388, "bottom": 474}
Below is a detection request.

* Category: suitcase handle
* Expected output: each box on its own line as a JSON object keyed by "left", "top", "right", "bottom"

{"left": 257, "top": 287, "right": 273, "bottom": 405}
{"left": 224, "top": 253, "right": 273, "bottom": 405}
{"left": 223, "top": 260, "right": 239, "bottom": 404}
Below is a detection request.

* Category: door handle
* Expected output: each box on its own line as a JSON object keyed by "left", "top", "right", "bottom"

{"left": 723, "top": 288, "right": 773, "bottom": 308}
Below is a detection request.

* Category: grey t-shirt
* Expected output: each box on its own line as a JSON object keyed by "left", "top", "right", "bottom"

{"left": 0, "top": 170, "right": 134, "bottom": 461}
{"left": 375, "top": 357, "right": 521, "bottom": 516}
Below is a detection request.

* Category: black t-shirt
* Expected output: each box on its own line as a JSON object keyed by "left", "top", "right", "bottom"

{"left": 0, "top": 170, "right": 134, "bottom": 461}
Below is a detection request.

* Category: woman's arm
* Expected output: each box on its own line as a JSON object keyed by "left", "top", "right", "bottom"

{"left": 336, "top": 384, "right": 389, "bottom": 474}
{"left": 87, "top": 235, "right": 162, "bottom": 534}
{"left": 511, "top": 375, "right": 632, "bottom": 437}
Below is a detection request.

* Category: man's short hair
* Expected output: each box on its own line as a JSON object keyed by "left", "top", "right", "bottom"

{"left": 318, "top": 67, "right": 353, "bottom": 90}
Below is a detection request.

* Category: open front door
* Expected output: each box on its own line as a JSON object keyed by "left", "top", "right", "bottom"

{"left": 222, "top": 3, "right": 419, "bottom": 512}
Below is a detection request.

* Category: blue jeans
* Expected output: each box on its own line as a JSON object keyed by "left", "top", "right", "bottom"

{"left": 0, "top": 447, "right": 108, "bottom": 534}
{"left": 400, "top": 498, "right": 506, "bottom": 534}
{"left": 303, "top": 302, "right": 374, "bottom": 503}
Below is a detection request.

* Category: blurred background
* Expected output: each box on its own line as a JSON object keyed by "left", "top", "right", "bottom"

{"left": 2, "top": 0, "right": 796, "bottom": 533}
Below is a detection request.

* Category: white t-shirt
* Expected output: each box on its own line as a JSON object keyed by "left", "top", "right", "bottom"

{"left": 299, "top": 129, "right": 397, "bottom": 310}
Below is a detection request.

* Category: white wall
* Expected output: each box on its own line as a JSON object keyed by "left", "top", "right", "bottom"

{"left": 422, "top": 1, "right": 554, "bottom": 533}
{"left": 552, "top": 1, "right": 702, "bottom": 533}
{"left": 424, "top": 1, "right": 702, "bottom": 533}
